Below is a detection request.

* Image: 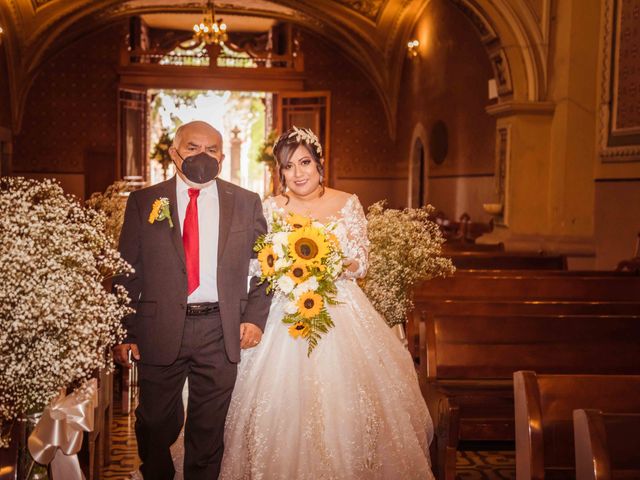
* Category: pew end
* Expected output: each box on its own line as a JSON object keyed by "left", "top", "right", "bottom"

{"left": 573, "top": 409, "right": 640, "bottom": 480}
{"left": 514, "top": 370, "right": 545, "bottom": 480}
{"left": 513, "top": 371, "right": 640, "bottom": 480}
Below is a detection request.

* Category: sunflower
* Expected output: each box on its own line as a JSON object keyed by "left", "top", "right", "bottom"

{"left": 257, "top": 245, "right": 277, "bottom": 276}
{"left": 327, "top": 232, "right": 340, "bottom": 249}
{"left": 288, "top": 226, "right": 330, "bottom": 265}
{"left": 288, "top": 321, "right": 310, "bottom": 339}
{"left": 287, "top": 261, "right": 309, "bottom": 284}
{"left": 287, "top": 213, "right": 311, "bottom": 229}
{"left": 148, "top": 199, "right": 162, "bottom": 224}
{"left": 296, "top": 291, "right": 323, "bottom": 318}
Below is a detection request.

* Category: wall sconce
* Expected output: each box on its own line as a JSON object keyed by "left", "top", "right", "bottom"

{"left": 407, "top": 39, "right": 420, "bottom": 59}
{"left": 0, "top": 26, "right": 4, "bottom": 45}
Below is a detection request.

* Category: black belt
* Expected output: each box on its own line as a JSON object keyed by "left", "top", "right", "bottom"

{"left": 186, "top": 302, "right": 219, "bottom": 316}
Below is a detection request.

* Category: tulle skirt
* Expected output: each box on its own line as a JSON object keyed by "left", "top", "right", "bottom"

{"left": 220, "top": 279, "right": 434, "bottom": 480}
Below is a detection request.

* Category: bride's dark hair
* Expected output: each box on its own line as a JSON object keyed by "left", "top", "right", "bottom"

{"left": 272, "top": 128, "right": 325, "bottom": 204}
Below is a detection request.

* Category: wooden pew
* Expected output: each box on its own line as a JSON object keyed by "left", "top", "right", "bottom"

{"left": 447, "top": 251, "right": 566, "bottom": 270}
{"left": 0, "top": 422, "right": 20, "bottom": 480}
{"left": 514, "top": 372, "right": 640, "bottom": 479}
{"left": 443, "top": 241, "right": 505, "bottom": 252}
{"left": 408, "top": 300, "right": 640, "bottom": 364}
{"left": 432, "top": 212, "right": 496, "bottom": 245}
{"left": 78, "top": 367, "right": 114, "bottom": 478}
{"left": 573, "top": 409, "right": 640, "bottom": 480}
{"left": 407, "top": 270, "right": 640, "bottom": 364}
{"left": 416, "top": 273, "right": 640, "bottom": 301}
{"left": 419, "top": 314, "right": 640, "bottom": 480}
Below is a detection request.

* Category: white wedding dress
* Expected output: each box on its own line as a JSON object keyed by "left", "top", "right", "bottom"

{"left": 219, "top": 195, "right": 435, "bottom": 480}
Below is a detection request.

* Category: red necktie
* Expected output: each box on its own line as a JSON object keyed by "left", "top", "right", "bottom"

{"left": 183, "top": 188, "right": 200, "bottom": 295}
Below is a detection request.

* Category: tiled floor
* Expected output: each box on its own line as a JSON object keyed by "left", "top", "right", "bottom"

{"left": 101, "top": 406, "right": 140, "bottom": 479}
{"left": 101, "top": 406, "right": 515, "bottom": 480}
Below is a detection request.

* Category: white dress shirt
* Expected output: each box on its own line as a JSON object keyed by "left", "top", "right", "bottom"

{"left": 176, "top": 175, "right": 219, "bottom": 303}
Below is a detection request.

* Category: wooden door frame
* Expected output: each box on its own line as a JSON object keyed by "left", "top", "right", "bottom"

{"left": 275, "top": 90, "right": 331, "bottom": 184}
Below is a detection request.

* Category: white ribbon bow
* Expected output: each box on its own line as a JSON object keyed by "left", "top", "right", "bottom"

{"left": 28, "top": 378, "right": 98, "bottom": 480}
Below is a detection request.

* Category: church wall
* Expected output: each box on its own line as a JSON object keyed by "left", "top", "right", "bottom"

{"left": 428, "top": 176, "right": 495, "bottom": 220}
{"left": 12, "top": 23, "right": 123, "bottom": 199}
{"left": 591, "top": 0, "right": 640, "bottom": 269}
{"left": 301, "top": 31, "right": 399, "bottom": 209}
{"left": 0, "top": 42, "right": 11, "bottom": 130}
{"left": 595, "top": 180, "right": 640, "bottom": 269}
{"left": 394, "top": 0, "right": 497, "bottom": 219}
{"left": 0, "top": 41, "right": 12, "bottom": 176}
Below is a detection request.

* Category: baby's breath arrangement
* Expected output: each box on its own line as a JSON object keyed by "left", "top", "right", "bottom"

{"left": 0, "top": 177, "right": 133, "bottom": 447}
{"left": 359, "top": 201, "right": 455, "bottom": 327}
{"left": 85, "top": 180, "right": 130, "bottom": 246}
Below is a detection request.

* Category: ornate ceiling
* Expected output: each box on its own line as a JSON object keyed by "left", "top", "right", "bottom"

{"left": 0, "top": 0, "right": 550, "bottom": 135}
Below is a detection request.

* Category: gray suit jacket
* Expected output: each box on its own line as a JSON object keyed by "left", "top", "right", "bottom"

{"left": 114, "top": 176, "right": 271, "bottom": 365}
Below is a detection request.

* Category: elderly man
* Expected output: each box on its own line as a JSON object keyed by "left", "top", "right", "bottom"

{"left": 113, "top": 120, "right": 271, "bottom": 479}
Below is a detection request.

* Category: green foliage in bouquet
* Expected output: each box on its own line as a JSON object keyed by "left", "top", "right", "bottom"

{"left": 0, "top": 178, "right": 133, "bottom": 446}
{"left": 254, "top": 130, "right": 279, "bottom": 166}
{"left": 359, "top": 201, "right": 455, "bottom": 327}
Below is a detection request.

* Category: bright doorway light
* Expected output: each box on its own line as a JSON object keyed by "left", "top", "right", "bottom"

{"left": 148, "top": 89, "right": 268, "bottom": 197}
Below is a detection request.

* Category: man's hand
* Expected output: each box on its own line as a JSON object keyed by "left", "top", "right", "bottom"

{"left": 240, "top": 323, "right": 263, "bottom": 349}
{"left": 113, "top": 343, "right": 140, "bottom": 368}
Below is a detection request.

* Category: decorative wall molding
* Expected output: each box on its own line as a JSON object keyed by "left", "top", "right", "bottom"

{"left": 32, "top": 0, "right": 55, "bottom": 9}
{"left": 485, "top": 100, "right": 555, "bottom": 118}
{"left": 598, "top": 0, "right": 640, "bottom": 163}
{"left": 450, "top": 0, "right": 499, "bottom": 44}
{"left": 331, "top": 0, "right": 386, "bottom": 22}
{"left": 489, "top": 49, "right": 513, "bottom": 96}
{"left": 494, "top": 125, "right": 511, "bottom": 225}
{"left": 450, "top": 0, "right": 514, "bottom": 97}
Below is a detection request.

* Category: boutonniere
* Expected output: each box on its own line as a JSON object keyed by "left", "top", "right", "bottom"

{"left": 148, "top": 197, "right": 174, "bottom": 228}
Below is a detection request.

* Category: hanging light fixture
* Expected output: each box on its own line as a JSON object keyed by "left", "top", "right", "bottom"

{"left": 193, "top": 0, "right": 228, "bottom": 46}
{"left": 407, "top": 39, "right": 420, "bottom": 59}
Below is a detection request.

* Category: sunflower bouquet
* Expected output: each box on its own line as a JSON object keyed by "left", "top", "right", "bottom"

{"left": 254, "top": 213, "right": 344, "bottom": 356}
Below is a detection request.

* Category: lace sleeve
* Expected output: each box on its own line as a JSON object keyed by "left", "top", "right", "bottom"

{"left": 341, "top": 195, "right": 369, "bottom": 279}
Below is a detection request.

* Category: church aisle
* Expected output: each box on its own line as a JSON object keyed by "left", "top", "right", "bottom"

{"left": 100, "top": 403, "right": 515, "bottom": 479}
{"left": 101, "top": 403, "right": 140, "bottom": 479}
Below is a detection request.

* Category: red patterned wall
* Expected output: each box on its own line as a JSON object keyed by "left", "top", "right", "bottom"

{"left": 13, "top": 23, "right": 124, "bottom": 177}
{"left": 0, "top": 42, "right": 12, "bottom": 130}
{"left": 302, "top": 31, "right": 394, "bottom": 180}
{"left": 613, "top": 0, "right": 640, "bottom": 132}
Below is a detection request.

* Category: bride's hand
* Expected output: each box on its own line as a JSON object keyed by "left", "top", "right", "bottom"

{"left": 342, "top": 257, "right": 359, "bottom": 273}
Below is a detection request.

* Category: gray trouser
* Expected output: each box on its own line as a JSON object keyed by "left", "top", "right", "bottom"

{"left": 136, "top": 311, "right": 237, "bottom": 480}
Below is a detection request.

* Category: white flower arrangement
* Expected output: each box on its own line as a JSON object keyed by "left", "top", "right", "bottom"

{"left": 0, "top": 177, "right": 133, "bottom": 447}
{"left": 359, "top": 201, "right": 455, "bottom": 327}
{"left": 85, "top": 180, "right": 130, "bottom": 246}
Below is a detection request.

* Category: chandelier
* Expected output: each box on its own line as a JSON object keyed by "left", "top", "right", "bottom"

{"left": 193, "top": 0, "right": 228, "bottom": 46}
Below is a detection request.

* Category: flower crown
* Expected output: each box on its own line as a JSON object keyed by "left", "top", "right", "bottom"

{"left": 273, "top": 126, "right": 323, "bottom": 158}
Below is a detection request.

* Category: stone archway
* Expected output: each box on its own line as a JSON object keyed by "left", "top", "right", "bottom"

{"left": 407, "top": 122, "right": 428, "bottom": 208}
{"left": 448, "top": 0, "right": 550, "bottom": 103}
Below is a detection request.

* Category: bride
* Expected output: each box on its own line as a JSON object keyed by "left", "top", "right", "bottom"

{"left": 219, "top": 127, "right": 435, "bottom": 479}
